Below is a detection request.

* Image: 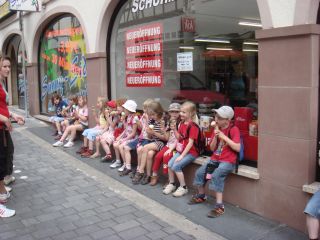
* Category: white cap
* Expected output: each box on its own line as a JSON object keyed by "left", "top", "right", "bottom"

{"left": 122, "top": 100, "right": 137, "bottom": 113}
{"left": 212, "top": 106, "right": 234, "bottom": 120}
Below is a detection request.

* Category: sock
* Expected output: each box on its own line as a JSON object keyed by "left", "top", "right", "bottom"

{"left": 126, "top": 164, "right": 131, "bottom": 170}
{"left": 310, "top": 238, "right": 318, "bottom": 240}
{"left": 169, "top": 182, "right": 175, "bottom": 185}
{"left": 58, "top": 131, "right": 62, "bottom": 135}
{"left": 215, "top": 203, "right": 224, "bottom": 208}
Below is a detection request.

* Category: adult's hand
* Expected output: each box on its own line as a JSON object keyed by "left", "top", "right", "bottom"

{"left": 11, "top": 112, "right": 25, "bottom": 126}
{"left": 4, "top": 118, "right": 12, "bottom": 131}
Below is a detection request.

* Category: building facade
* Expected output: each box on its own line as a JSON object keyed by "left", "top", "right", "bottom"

{"left": 0, "top": 0, "right": 319, "bottom": 232}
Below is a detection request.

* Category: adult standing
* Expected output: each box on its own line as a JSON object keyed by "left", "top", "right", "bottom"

{"left": 0, "top": 55, "right": 24, "bottom": 217}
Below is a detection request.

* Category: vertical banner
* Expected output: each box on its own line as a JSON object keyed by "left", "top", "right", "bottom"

{"left": 125, "top": 23, "right": 163, "bottom": 87}
{"left": 9, "top": 0, "right": 42, "bottom": 12}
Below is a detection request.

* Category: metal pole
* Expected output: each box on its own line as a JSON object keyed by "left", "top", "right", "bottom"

{"left": 19, "top": 11, "right": 29, "bottom": 118}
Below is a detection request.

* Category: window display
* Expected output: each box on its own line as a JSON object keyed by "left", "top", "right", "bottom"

{"left": 39, "top": 14, "right": 87, "bottom": 114}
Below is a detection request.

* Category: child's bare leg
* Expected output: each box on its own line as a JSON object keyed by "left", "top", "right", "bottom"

{"left": 136, "top": 146, "right": 144, "bottom": 172}
{"left": 113, "top": 142, "right": 121, "bottom": 160}
{"left": 168, "top": 168, "right": 175, "bottom": 183}
{"left": 69, "top": 125, "right": 83, "bottom": 142}
{"left": 176, "top": 172, "right": 186, "bottom": 187}
{"left": 60, "top": 126, "right": 71, "bottom": 141}
{"left": 139, "top": 144, "right": 157, "bottom": 174}
{"left": 101, "top": 141, "right": 111, "bottom": 155}
{"left": 118, "top": 143, "right": 126, "bottom": 162}
{"left": 88, "top": 140, "right": 94, "bottom": 150}
{"left": 146, "top": 150, "right": 156, "bottom": 176}
{"left": 55, "top": 121, "right": 62, "bottom": 134}
{"left": 83, "top": 138, "right": 88, "bottom": 147}
{"left": 123, "top": 145, "right": 132, "bottom": 169}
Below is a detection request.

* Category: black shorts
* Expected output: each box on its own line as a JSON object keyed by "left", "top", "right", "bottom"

{"left": 0, "top": 129, "right": 13, "bottom": 180}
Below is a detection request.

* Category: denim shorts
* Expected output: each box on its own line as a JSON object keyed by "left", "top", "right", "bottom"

{"left": 168, "top": 153, "right": 196, "bottom": 172}
{"left": 127, "top": 138, "right": 153, "bottom": 150}
{"left": 193, "top": 160, "right": 234, "bottom": 193}
{"left": 304, "top": 190, "right": 320, "bottom": 219}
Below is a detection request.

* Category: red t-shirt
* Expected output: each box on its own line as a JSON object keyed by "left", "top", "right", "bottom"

{"left": 210, "top": 125, "right": 240, "bottom": 164}
{"left": 0, "top": 84, "right": 9, "bottom": 128}
{"left": 178, "top": 121, "right": 200, "bottom": 157}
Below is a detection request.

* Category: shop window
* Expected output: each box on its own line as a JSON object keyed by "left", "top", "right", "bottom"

{"left": 109, "top": 0, "right": 260, "bottom": 164}
{"left": 39, "top": 14, "right": 87, "bottom": 114}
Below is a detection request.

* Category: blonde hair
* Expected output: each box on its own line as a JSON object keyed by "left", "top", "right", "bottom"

{"left": 78, "top": 95, "right": 87, "bottom": 106}
{"left": 181, "top": 101, "right": 199, "bottom": 124}
{"left": 116, "top": 98, "right": 127, "bottom": 107}
{"left": 97, "top": 96, "right": 108, "bottom": 112}
{"left": 143, "top": 98, "right": 154, "bottom": 109}
{"left": 148, "top": 101, "right": 164, "bottom": 119}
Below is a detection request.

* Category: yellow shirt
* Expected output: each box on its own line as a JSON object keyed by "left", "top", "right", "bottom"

{"left": 99, "top": 114, "right": 107, "bottom": 128}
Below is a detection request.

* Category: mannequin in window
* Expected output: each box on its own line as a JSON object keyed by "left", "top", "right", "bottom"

{"left": 229, "top": 60, "right": 247, "bottom": 107}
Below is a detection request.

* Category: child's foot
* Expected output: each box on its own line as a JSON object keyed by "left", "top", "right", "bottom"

{"left": 119, "top": 168, "right": 132, "bottom": 177}
{"left": 51, "top": 131, "right": 58, "bottom": 136}
{"left": 110, "top": 160, "right": 122, "bottom": 169}
{"left": 149, "top": 176, "right": 159, "bottom": 186}
{"left": 207, "top": 205, "right": 225, "bottom": 218}
{"left": 64, "top": 141, "right": 74, "bottom": 148}
{"left": 163, "top": 183, "right": 176, "bottom": 195}
{"left": 53, "top": 141, "right": 63, "bottom": 147}
{"left": 129, "top": 169, "right": 136, "bottom": 178}
{"left": 0, "top": 204, "right": 15, "bottom": 218}
{"left": 54, "top": 134, "right": 62, "bottom": 140}
{"left": 140, "top": 175, "right": 151, "bottom": 185}
{"left": 132, "top": 172, "right": 144, "bottom": 185}
{"left": 4, "top": 175, "right": 15, "bottom": 186}
{"left": 76, "top": 146, "right": 88, "bottom": 154}
{"left": 172, "top": 186, "right": 188, "bottom": 197}
{"left": 188, "top": 194, "right": 207, "bottom": 205}
{"left": 0, "top": 192, "right": 10, "bottom": 204}
{"left": 90, "top": 153, "right": 101, "bottom": 159}
{"left": 117, "top": 164, "right": 125, "bottom": 172}
{"left": 81, "top": 149, "right": 94, "bottom": 158}
{"left": 101, "top": 153, "right": 112, "bottom": 162}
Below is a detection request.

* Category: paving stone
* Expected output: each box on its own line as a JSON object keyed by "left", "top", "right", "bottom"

{"left": 146, "top": 229, "right": 169, "bottom": 239}
{"left": 117, "top": 226, "right": 149, "bottom": 240}
{"left": 51, "top": 230, "right": 78, "bottom": 240}
{"left": 31, "top": 226, "right": 62, "bottom": 239}
{"left": 112, "top": 219, "right": 141, "bottom": 232}
{"left": 89, "top": 228, "right": 115, "bottom": 239}
{"left": 75, "top": 224, "right": 102, "bottom": 236}
{"left": 176, "top": 231, "right": 196, "bottom": 240}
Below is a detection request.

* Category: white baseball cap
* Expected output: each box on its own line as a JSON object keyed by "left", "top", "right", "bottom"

{"left": 122, "top": 100, "right": 137, "bottom": 113}
{"left": 212, "top": 106, "right": 234, "bottom": 120}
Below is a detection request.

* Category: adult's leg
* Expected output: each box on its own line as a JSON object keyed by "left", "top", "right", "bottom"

{"left": 5, "top": 131, "right": 14, "bottom": 178}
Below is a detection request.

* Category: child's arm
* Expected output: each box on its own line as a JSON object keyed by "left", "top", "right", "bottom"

{"left": 217, "top": 130, "right": 240, "bottom": 152}
{"left": 123, "top": 123, "right": 138, "bottom": 140}
{"left": 175, "top": 138, "right": 194, "bottom": 162}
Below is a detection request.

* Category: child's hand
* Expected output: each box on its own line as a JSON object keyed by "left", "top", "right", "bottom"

{"left": 175, "top": 155, "right": 183, "bottom": 162}
{"left": 164, "top": 149, "right": 172, "bottom": 156}
{"left": 146, "top": 127, "right": 154, "bottom": 135}
{"left": 216, "top": 130, "right": 227, "bottom": 141}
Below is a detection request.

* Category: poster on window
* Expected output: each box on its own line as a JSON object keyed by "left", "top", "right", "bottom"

{"left": 177, "top": 52, "right": 193, "bottom": 72}
{"left": 9, "top": 0, "right": 42, "bottom": 12}
{"left": 125, "top": 23, "right": 163, "bottom": 87}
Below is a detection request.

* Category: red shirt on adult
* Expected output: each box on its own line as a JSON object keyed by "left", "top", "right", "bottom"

{"left": 210, "top": 124, "right": 240, "bottom": 164}
{"left": 178, "top": 121, "right": 200, "bottom": 157}
{"left": 0, "top": 83, "right": 9, "bottom": 128}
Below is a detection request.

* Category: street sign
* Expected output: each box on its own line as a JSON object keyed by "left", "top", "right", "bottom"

{"left": 9, "top": 0, "right": 41, "bottom": 12}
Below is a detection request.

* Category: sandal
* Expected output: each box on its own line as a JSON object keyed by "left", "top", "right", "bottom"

{"left": 207, "top": 206, "right": 225, "bottom": 218}
{"left": 132, "top": 172, "right": 144, "bottom": 185}
{"left": 101, "top": 153, "right": 113, "bottom": 162}
{"left": 119, "top": 168, "right": 132, "bottom": 177}
{"left": 188, "top": 194, "right": 207, "bottom": 205}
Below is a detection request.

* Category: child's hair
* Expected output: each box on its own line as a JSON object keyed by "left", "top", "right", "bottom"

{"left": 143, "top": 98, "right": 154, "bottom": 109}
{"left": 68, "top": 94, "right": 78, "bottom": 105}
{"left": 78, "top": 95, "right": 87, "bottom": 106}
{"left": 0, "top": 55, "right": 11, "bottom": 66}
{"left": 116, "top": 98, "right": 127, "bottom": 107}
{"left": 181, "top": 101, "right": 199, "bottom": 124}
{"left": 148, "top": 101, "right": 164, "bottom": 119}
{"left": 51, "top": 92, "right": 62, "bottom": 105}
{"left": 97, "top": 97, "right": 108, "bottom": 112}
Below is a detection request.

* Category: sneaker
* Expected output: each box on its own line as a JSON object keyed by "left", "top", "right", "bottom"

{"left": 53, "top": 141, "right": 63, "bottom": 147}
{"left": 188, "top": 194, "right": 207, "bottom": 205}
{"left": 4, "top": 176, "right": 15, "bottom": 185}
{"left": 64, "top": 141, "right": 74, "bottom": 148}
{"left": 0, "top": 205, "right": 15, "bottom": 218}
{"left": 4, "top": 186, "right": 12, "bottom": 192}
{"left": 207, "top": 205, "right": 225, "bottom": 218}
{"left": 118, "top": 164, "right": 125, "bottom": 172}
{"left": 163, "top": 183, "right": 176, "bottom": 195}
{"left": 140, "top": 175, "right": 151, "bottom": 185}
{"left": 172, "top": 186, "right": 188, "bottom": 197}
{"left": 110, "top": 160, "right": 122, "bottom": 169}
{"left": 132, "top": 172, "right": 144, "bottom": 185}
{"left": 54, "top": 134, "right": 62, "bottom": 140}
{"left": 0, "top": 192, "right": 10, "bottom": 203}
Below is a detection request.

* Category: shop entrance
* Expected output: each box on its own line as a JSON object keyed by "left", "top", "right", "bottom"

{"left": 5, "top": 34, "right": 25, "bottom": 109}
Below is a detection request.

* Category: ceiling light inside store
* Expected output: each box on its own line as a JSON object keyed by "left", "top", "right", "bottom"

{"left": 243, "top": 41, "right": 258, "bottom": 45}
{"left": 206, "top": 47, "right": 233, "bottom": 51}
{"left": 179, "top": 46, "right": 195, "bottom": 50}
{"left": 238, "top": 21, "right": 262, "bottom": 27}
{"left": 195, "top": 38, "right": 230, "bottom": 43}
{"left": 243, "top": 49, "right": 259, "bottom": 52}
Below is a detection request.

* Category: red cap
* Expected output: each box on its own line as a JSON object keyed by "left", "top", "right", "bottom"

{"left": 107, "top": 100, "right": 117, "bottom": 109}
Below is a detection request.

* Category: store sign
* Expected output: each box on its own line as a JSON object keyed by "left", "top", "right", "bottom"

{"left": 9, "top": 0, "right": 41, "bottom": 12}
{"left": 125, "top": 23, "right": 163, "bottom": 87}
{"left": 177, "top": 52, "right": 193, "bottom": 72}
{"left": 181, "top": 16, "right": 195, "bottom": 33}
{"left": 0, "top": 1, "right": 12, "bottom": 20}
{"left": 131, "top": 0, "right": 175, "bottom": 13}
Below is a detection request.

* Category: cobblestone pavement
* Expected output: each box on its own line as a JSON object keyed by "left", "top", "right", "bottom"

{"left": 0, "top": 124, "right": 222, "bottom": 240}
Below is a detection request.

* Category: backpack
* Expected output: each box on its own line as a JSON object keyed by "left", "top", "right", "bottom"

{"left": 227, "top": 125, "right": 244, "bottom": 173}
{"left": 186, "top": 122, "right": 206, "bottom": 156}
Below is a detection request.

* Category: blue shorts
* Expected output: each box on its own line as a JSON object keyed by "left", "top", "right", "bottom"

{"left": 127, "top": 138, "right": 153, "bottom": 149}
{"left": 82, "top": 128, "right": 103, "bottom": 141}
{"left": 304, "top": 190, "right": 320, "bottom": 219}
{"left": 193, "top": 160, "right": 234, "bottom": 193}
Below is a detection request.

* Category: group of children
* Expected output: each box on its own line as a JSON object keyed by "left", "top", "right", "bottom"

{"left": 50, "top": 93, "right": 241, "bottom": 218}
